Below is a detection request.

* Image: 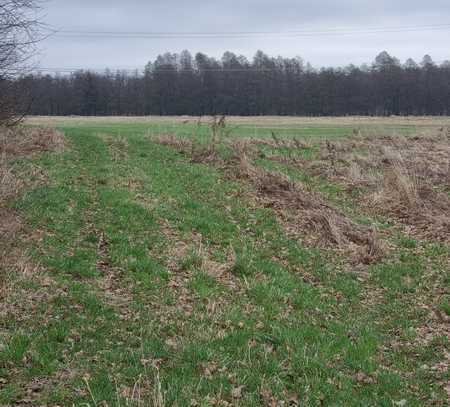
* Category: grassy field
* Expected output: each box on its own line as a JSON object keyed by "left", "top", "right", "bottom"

{"left": 1, "top": 117, "right": 449, "bottom": 406}
{"left": 26, "top": 115, "right": 450, "bottom": 140}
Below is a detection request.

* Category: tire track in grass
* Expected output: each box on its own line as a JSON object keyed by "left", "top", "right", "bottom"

{"left": 121, "top": 135, "right": 410, "bottom": 406}
{"left": 6, "top": 126, "right": 446, "bottom": 405}
{"left": 2, "top": 131, "right": 155, "bottom": 405}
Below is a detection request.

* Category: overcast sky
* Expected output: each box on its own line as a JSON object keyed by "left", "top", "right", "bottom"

{"left": 38, "top": 0, "right": 450, "bottom": 71}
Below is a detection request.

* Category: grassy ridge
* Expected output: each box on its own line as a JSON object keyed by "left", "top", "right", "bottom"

{"left": 1, "top": 122, "right": 448, "bottom": 405}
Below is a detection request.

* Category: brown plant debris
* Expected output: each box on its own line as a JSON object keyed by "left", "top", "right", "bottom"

{"left": 265, "top": 129, "right": 450, "bottom": 243}
{"left": 0, "top": 126, "right": 65, "bottom": 342}
{"left": 0, "top": 126, "right": 65, "bottom": 156}
{"left": 238, "top": 164, "right": 384, "bottom": 264}
{"left": 154, "top": 135, "right": 385, "bottom": 265}
{"left": 1, "top": 127, "right": 63, "bottom": 249}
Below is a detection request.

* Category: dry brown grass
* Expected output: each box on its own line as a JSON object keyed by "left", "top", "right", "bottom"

{"left": 0, "top": 126, "right": 66, "bottom": 404}
{"left": 245, "top": 166, "right": 385, "bottom": 265}
{"left": 153, "top": 133, "right": 222, "bottom": 164}
{"left": 297, "top": 129, "right": 450, "bottom": 190}
{"left": 0, "top": 126, "right": 64, "bottom": 156}
{"left": 26, "top": 115, "right": 450, "bottom": 129}
{"left": 153, "top": 133, "right": 192, "bottom": 150}
{"left": 0, "top": 126, "right": 63, "bottom": 219}
{"left": 269, "top": 129, "right": 450, "bottom": 243}
{"left": 155, "top": 134, "right": 385, "bottom": 265}
{"left": 0, "top": 126, "right": 65, "bottom": 299}
{"left": 0, "top": 154, "right": 21, "bottom": 202}
{"left": 156, "top": 124, "right": 449, "bottom": 253}
{"left": 258, "top": 191, "right": 381, "bottom": 264}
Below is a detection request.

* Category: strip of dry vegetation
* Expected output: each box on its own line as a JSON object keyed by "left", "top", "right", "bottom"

{"left": 26, "top": 115, "right": 450, "bottom": 129}
{"left": 0, "top": 126, "right": 64, "bottom": 232}
{"left": 1, "top": 126, "right": 66, "bottom": 404}
{"left": 263, "top": 128, "right": 450, "bottom": 243}
{"left": 0, "top": 126, "right": 64, "bottom": 157}
{"left": 0, "top": 126, "right": 64, "bottom": 301}
{"left": 154, "top": 133, "right": 384, "bottom": 265}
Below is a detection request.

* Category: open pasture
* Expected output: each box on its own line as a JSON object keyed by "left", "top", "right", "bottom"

{"left": 1, "top": 116, "right": 449, "bottom": 406}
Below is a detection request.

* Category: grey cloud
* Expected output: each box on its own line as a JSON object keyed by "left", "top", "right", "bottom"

{"left": 38, "top": 0, "right": 450, "bottom": 70}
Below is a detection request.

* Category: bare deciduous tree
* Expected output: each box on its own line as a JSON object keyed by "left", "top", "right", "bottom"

{"left": 0, "top": 0, "right": 42, "bottom": 125}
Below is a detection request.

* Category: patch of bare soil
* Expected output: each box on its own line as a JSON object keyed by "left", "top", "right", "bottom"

{"left": 4, "top": 363, "right": 78, "bottom": 406}
{"left": 154, "top": 135, "right": 384, "bottom": 265}
{"left": 265, "top": 130, "right": 450, "bottom": 243}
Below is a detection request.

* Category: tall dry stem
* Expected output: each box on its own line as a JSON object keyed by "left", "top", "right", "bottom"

{"left": 382, "top": 148, "right": 419, "bottom": 208}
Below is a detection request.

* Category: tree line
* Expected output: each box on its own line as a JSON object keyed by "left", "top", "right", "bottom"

{"left": 17, "top": 50, "right": 450, "bottom": 116}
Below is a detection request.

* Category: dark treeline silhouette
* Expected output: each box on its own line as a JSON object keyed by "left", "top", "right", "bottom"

{"left": 18, "top": 50, "right": 450, "bottom": 116}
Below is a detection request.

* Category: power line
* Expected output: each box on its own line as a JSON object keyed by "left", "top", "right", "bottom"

{"left": 30, "top": 60, "right": 450, "bottom": 75}
{"left": 49, "top": 23, "right": 450, "bottom": 39}
{"left": 31, "top": 67, "right": 276, "bottom": 73}
{"left": 33, "top": 68, "right": 145, "bottom": 73}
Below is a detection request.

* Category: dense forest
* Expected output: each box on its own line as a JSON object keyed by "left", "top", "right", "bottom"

{"left": 17, "top": 50, "right": 450, "bottom": 116}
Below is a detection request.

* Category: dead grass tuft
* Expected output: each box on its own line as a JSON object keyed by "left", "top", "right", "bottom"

{"left": 153, "top": 133, "right": 218, "bottom": 163}
{"left": 272, "top": 129, "right": 450, "bottom": 243}
{"left": 366, "top": 149, "right": 450, "bottom": 243}
{"left": 1, "top": 127, "right": 61, "bottom": 240}
{"left": 376, "top": 150, "right": 420, "bottom": 209}
{"left": 0, "top": 154, "right": 22, "bottom": 202}
{"left": 0, "top": 126, "right": 64, "bottom": 156}
{"left": 153, "top": 133, "right": 192, "bottom": 151}
{"left": 252, "top": 133, "right": 311, "bottom": 150}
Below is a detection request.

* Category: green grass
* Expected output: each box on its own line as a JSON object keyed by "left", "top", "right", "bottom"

{"left": 43, "top": 119, "right": 419, "bottom": 142}
{"left": 1, "top": 120, "right": 448, "bottom": 406}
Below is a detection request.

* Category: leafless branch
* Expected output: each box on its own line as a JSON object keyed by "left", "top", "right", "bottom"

{"left": 0, "top": 0, "right": 43, "bottom": 125}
